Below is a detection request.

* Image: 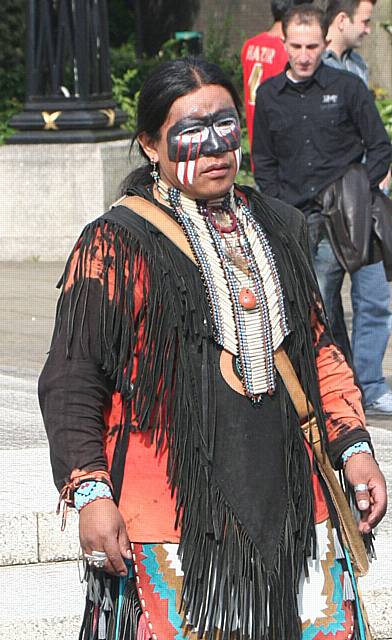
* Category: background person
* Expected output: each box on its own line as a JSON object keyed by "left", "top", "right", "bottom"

{"left": 252, "top": 4, "right": 391, "bottom": 411}
{"left": 241, "top": 0, "right": 290, "bottom": 150}
{"left": 39, "top": 57, "right": 386, "bottom": 640}
{"left": 323, "top": 0, "right": 392, "bottom": 415}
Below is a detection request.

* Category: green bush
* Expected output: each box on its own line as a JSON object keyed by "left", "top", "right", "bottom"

{"left": 376, "top": 99, "right": 392, "bottom": 140}
{"left": 110, "top": 37, "right": 183, "bottom": 133}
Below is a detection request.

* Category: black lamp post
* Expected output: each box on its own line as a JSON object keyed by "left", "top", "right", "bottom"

{"left": 8, "top": 0, "right": 128, "bottom": 144}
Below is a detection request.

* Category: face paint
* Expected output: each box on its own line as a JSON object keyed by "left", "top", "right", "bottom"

{"left": 167, "top": 108, "right": 241, "bottom": 163}
{"left": 234, "top": 148, "right": 242, "bottom": 174}
{"left": 176, "top": 130, "right": 203, "bottom": 186}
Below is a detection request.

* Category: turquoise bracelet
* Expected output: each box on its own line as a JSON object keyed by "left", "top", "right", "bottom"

{"left": 341, "top": 442, "right": 372, "bottom": 467}
{"left": 74, "top": 480, "right": 113, "bottom": 511}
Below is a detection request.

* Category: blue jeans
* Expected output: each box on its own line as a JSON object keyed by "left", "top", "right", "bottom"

{"left": 311, "top": 237, "right": 392, "bottom": 404}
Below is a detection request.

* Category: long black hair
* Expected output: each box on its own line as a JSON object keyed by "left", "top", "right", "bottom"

{"left": 120, "top": 56, "right": 242, "bottom": 193}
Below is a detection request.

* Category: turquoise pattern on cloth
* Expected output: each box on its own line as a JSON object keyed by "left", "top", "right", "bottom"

{"left": 302, "top": 558, "right": 347, "bottom": 639}
{"left": 141, "top": 544, "right": 185, "bottom": 640}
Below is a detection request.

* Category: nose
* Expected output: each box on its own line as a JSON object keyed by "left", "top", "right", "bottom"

{"left": 298, "top": 47, "right": 310, "bottom": 63}
{"left": 203, "top": 128, "right": 226, "bottom": 156}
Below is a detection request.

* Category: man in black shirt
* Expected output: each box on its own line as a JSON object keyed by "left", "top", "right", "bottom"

{"left": 252, "top": 5, "right": 390, "bottom": 213}
{"left": 252, "top": 3, "right": 391, "bottom": 410}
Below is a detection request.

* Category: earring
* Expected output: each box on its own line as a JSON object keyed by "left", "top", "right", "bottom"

{"left": 150, "top": 159, "right": 160, "bottom": 184}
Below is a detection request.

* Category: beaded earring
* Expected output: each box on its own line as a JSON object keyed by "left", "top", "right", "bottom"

{"left": 150, "top": 159, "right": 160, "bottom": 184}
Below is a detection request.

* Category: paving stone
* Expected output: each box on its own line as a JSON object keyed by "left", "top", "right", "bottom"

{"left": 0, "top": 561, "right": 84, "bottom": 639}
{"left": 0, "top": 617, "right": 82, "bottom": 640}
{"left": 0, "top": 448, "right": 58, "bottom": 514}
{"left": 361, "top": 588, "right": 392, "bottom": 639}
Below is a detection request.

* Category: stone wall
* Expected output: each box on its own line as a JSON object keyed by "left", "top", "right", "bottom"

{"left": 0, "top": 140, "right": 140, "bottom": 261}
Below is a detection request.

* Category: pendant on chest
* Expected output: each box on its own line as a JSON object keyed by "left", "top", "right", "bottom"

{"left": 238, "top": 287, "right": 257, "bottom": 310}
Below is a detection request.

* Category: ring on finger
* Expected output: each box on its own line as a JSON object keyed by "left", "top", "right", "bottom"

{"left": 84, "top": 550, "right": 107, "bottom": 568}
{"left": 354, "top": 483, "right": 369, "bottom": 492}
{"left": 84, "top": 557, "right": 106, "bottom": 569}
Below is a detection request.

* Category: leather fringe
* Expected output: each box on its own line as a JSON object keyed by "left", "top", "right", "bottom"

{"left": 178, "top": 402, "right": 313, "bottom": 639}
{"left": 79, "top": 563, "right": 142, "bottom": 640}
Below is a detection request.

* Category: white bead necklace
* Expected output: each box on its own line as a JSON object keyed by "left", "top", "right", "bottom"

{"left": 156, "top": 180, "right": 290, "bottom": 400}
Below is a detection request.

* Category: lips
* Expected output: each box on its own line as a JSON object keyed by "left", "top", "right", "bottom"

{"left": 202, "top": 162, "right": 230, "bottom": 174}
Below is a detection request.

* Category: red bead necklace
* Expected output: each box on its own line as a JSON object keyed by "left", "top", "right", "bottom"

{"left": 206, "top": 205, "right": 257, "bottom": 311}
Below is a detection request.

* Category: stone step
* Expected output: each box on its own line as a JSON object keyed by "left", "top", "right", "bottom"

{"left": 0, "top": 447, "right": 79, "bottom": 566}
{"left": 360, "top": 533, "right": 392, "bottom": 638}
{"left": 0, "top": 561, "right": 83, "bottom": 640}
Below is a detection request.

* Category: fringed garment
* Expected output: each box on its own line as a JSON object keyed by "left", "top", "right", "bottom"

{"left": 39, "top": 185, "right": 372, "bottom": 640}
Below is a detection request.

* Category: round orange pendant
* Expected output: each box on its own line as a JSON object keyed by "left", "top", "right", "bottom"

{"left": 239, "top": 287, "right": 257, "bottom": 310}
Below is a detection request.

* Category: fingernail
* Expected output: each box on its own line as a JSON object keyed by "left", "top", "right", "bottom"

{"left": 126, "top": 549, "right": 132, "bottom": 558}
{"left": 358, "top": 500, "right": 369, "bottom": 510}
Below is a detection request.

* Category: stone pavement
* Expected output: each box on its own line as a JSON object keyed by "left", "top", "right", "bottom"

{"left": 0, "top": 261, "right": 392, "bottom": 639}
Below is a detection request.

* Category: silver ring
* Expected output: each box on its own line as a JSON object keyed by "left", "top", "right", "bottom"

{"left": 84, "top": 550, "right": 107, "bottom": 568}
{"left": 354, "top": 483, "right": 369, "bottom": 492}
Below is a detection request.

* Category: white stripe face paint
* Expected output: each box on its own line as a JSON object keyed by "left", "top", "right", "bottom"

{"left": 234, "top": 148, "right": 242, "bottom": 174}
{"left": 176, "top": 161, "right": 186, "bottom": 185}
{"left": 186, "top": 159, "right": 196, "bottom": 185}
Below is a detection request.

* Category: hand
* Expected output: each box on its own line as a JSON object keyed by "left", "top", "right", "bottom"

{"left": 79, "top": 499, "right": 131, "bottom": 576}
{"left": 379, "top": 168, "right": 391, "bottom": 193}
{"left": 344, "top": 453, "right": 387, "bottom": 534}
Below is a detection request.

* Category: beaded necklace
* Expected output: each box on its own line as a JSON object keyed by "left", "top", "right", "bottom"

{"left": 156, "top": 180, "right": 290, "bottom": 400}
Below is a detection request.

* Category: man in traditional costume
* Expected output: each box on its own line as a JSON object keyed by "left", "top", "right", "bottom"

{"left": 39, "top": 57, "right": 386, "bottom": 640}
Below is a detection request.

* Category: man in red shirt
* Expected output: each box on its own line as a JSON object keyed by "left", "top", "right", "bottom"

{"left": 241, "top": 0, "right": 291, "bottom": 149}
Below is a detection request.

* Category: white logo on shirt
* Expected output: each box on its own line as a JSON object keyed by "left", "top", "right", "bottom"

{"left": 322, "top": 94, "right": 338, "bottom": 104}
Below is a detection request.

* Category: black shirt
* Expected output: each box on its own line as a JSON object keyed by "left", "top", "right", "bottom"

{"left": 252, "top": 62, "right": 391, "bottom": 215}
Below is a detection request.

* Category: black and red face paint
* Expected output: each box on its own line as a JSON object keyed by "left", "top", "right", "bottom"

{"left": 166, "top": 108, "right": 242, "bottom": 185}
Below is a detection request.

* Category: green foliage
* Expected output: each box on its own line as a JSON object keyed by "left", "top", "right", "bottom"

{"left": 110, "top": 37, "right": 190, "bottom": 133}
{"left": 112, "top": 68, "right": 140, "bottom": 133}
{"left": 204, "top": 16, "right": 243, "bottom": 93}
{"left": 376, "top": 99, "right": 392, "bottom": 141}
{"left": 238, "top": 126, "right": 255, "bottom": 187}
{"left": 0, "top": 101, "right": 19, "bottom": 145}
